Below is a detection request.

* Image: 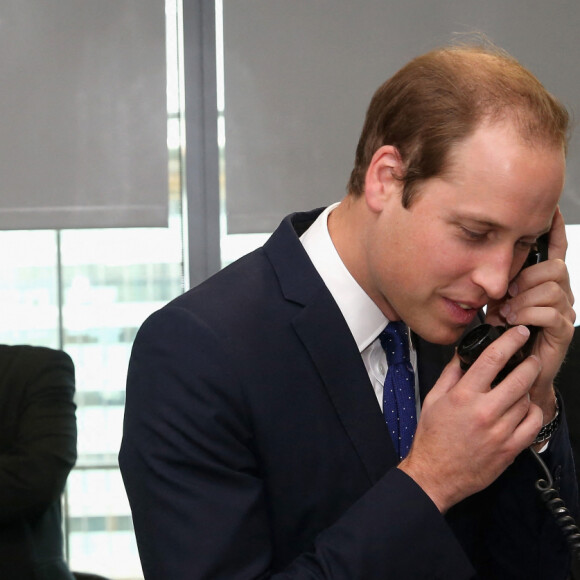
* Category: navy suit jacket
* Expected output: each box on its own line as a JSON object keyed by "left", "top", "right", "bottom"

{"left": 120, "top": 209, "right": 577, "bottom": 579}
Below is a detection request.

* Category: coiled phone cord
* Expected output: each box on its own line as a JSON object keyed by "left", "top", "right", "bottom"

{"left": 529, "top": 447, "right": 580, "bottom": 560}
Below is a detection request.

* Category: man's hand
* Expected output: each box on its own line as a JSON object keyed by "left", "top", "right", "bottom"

{"left": 486, "top": 208, "right": 575, "bottom": 416}
{"left": 399, "top": 325, "right": 543, "bottom": 513}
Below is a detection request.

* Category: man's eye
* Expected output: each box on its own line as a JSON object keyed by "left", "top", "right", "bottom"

{"left": 460, "top": 227, "right": 488, "bottom": 242}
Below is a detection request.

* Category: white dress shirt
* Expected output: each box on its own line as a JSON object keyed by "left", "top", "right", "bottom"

{"left": 300, "top": 203, "right": 420, "bottom": 416}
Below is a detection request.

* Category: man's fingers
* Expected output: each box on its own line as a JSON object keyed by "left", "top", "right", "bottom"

{"left": 464, "top": 325, "right": 534, "bottom": 393}
{"left": 428, "top": 355, "right": 464, "bottom": 400}
{"left": 489, "top": 354, "right": 542, "bottom": 416}
{"left": 511, "top": 401, "right": 544, "bottom": 449}
{"left": 511, "top": 260, "right": 573, "bottom": 310}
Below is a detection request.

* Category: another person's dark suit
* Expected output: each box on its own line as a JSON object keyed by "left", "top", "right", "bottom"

{"left": 557, "top": 326, "right": 580, "bottom": 491}
{"left": 0, "top": 345, "right": 77, "bottom": 580}
{"left": 120, "top": 210, "right": 577, "bottom": 579}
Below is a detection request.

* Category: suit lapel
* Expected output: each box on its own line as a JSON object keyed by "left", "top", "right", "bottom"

{"left": 265, "top": 210, "right": 397, "bottom": 484}
{"left": 292, "top": 292, "right": 397, "bottom": 483}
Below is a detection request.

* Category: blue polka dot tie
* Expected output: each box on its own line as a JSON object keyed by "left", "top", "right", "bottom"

{"left": 379, "top": 321, "right": 417, "bottom": 460}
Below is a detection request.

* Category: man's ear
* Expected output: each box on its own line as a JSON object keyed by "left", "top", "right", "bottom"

{"left": 364, "top": 145, "right": 405, "bottom": 212}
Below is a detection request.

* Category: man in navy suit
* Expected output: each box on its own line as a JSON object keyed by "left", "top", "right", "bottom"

{"left": 120, "top": 43, "right": 578, "bottom": 578}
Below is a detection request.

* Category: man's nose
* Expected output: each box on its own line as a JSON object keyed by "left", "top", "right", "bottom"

{"left": 471, "top": 247, "right": 514, "bottom": 301}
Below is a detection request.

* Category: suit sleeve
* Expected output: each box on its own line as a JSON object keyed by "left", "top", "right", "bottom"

{"left": 0, "top": 348, "right": 77, "bottom": 523}
{"left": 120, "top": 306, "right": 474, "bottom": 579}
{"left": 444, "top": 397, "right": 578, "bottom": 580}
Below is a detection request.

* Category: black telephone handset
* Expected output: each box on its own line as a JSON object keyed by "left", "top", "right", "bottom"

{"left": 457, "top": 233, "right": 549, "bottom": 385}
{"left": 457, "top": 233, "right": 580, "bottom": 564}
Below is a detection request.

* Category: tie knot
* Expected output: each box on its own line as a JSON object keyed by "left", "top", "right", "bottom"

{"left": 379, "top": 321, "right": 410, "bottom": 366}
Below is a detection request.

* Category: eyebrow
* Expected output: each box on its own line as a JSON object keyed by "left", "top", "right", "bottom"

{"left": 456, "top": 214, "right": 551, "bottom": 238}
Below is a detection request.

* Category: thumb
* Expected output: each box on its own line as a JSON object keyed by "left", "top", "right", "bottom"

{"left": 426, "top": 354, "right": 463, "bottom": 402}
{"left": 548, "top": 207, "right": 567, "bottom": 261}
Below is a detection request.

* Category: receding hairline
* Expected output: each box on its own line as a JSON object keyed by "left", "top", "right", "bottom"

{"left": 346, "top": 41, "right": 570, "bottom": 202}
{"left": 414, "top": 44, "right": 570, "bottom": 150}
{"left": 442, "top": 115, "right": 567, "bottom": 176}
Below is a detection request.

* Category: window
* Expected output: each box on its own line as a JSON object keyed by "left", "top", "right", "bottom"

{"left": 0, "top": 2, "right": 184, "bottom": 578}
{"left": 0, "top": 211, "right": 184, "bottom": 580}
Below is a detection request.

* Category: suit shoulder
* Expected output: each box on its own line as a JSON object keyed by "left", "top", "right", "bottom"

{"left": 0, "top": 345, "right": 74, "bottom": 380}
{"left": 169, "top": 247, "right": 278, "bottom": 315}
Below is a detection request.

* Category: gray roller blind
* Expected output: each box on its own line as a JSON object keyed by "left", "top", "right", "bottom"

{"left": 0, "top": 0, "right": 167, "bottom": 230}
{"left": 223, "top": 0, "right": 580, "bottom": 233}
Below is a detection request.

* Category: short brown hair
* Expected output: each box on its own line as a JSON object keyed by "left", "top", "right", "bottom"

{"left": 347, "top": 43, "right": 570, "bottom": 206}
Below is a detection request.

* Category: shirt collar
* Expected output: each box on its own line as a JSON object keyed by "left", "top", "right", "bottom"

{"left": 300, "top": 203, "right": 388, "bottom": 353}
